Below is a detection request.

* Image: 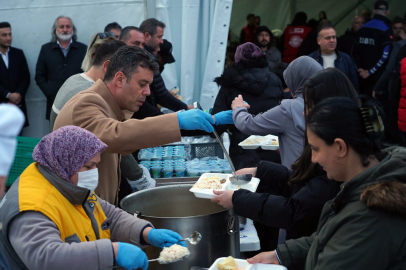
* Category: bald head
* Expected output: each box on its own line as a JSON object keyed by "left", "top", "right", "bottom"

{"left": 351, "top": 15, "right": 365, "bottom": 33}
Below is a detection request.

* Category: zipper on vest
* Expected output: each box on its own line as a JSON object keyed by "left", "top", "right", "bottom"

{"left": 85, "top": 236, "right": 89, "bottom": 241}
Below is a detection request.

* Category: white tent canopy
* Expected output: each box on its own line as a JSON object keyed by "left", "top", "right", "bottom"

{"left": 1, "top": 0, "right": 404, "bottom": 138}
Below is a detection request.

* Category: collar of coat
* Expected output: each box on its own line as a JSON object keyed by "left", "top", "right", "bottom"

{"left": 331, "top": 146, "right": 406, "bottom": 217}
{"left": 38, "top": 164, "right": 90, "bottom": 205}
{"left": 50, "top": 40, "right": 80, "bottom": 50}
{"left": 316, "top": 49, "right": 342, "bottom": 62}
{"left": 90, "top": 79, "right": 127, "bottom": 121}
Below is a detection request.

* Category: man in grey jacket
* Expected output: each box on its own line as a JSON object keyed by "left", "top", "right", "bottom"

{"left": 254, "top": 26, "right": 282, "bottom": 70}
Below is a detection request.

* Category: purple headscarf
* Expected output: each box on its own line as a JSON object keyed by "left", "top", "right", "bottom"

{"left": 33, "top": 126, "right": 107, "bottom": 183}
{"left": 234, "top": 42, "right": 264, "bottom": 64}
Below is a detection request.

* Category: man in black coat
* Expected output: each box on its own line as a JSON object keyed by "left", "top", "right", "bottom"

{"left": 132, "top": 18, "right": 192, "bottom": 121}
{"left": 0, "top": 22, "right": 30, "bottom": 127}
{"left": 337, "top": 15, "right": 365, "bottom": 56}
{"left": 35, "top": 16, "right": 86, "bottom": 120}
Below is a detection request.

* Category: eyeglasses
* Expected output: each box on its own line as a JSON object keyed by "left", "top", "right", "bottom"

{"left": 89, "top": 32, "right": 115, "bottom": 48}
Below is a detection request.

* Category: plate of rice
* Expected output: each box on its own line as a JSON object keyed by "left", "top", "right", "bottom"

{"left": 189, "top": 173, "right": 260, "bottom": 199}
{"left": 158, "top": 244, "right": 190, "bottom": 264}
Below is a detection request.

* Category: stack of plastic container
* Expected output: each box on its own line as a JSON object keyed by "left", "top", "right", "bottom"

{"left": 139, "top": 146, "right": 186, "bottom": 178}
{"left": 186, "top": 157, "right": 232, "bottom": 177}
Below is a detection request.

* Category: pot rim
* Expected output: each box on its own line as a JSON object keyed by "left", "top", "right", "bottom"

{"left": 120, "top": 184, "right": 229, "bottom": 218}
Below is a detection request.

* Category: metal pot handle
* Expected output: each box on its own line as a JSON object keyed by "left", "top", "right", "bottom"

{"left": 227, "top": 216, "right": 237, "bottom": 235}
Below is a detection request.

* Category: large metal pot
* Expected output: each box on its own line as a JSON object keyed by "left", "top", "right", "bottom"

{"left": 120, "top": 184, "right": 240, "bottom": 270}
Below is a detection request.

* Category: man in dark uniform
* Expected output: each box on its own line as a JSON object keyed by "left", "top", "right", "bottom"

{"left": 0, "top": 22, "right": 30, "bottom": 128}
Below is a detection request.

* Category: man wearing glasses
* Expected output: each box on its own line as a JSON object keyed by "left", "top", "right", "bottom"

{"left": 35, "top": 16, "right": 87, "bottom": 123}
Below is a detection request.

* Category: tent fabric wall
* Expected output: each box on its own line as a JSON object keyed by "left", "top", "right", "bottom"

{"left": 230, "top": 0, "right": 405, "bottom": 45}
{"left": 155, "top": 0, "right": 232, "bottom": 109}
{"left": 1, "top": 0, "right": 145, "bottom": 138}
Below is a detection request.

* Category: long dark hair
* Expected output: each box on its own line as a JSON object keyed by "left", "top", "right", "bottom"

{"left": 307, "top": 97, "right": 383, "bottom": 166}
{"left": 290, "top": 68, "right": 359, "bottom": 184}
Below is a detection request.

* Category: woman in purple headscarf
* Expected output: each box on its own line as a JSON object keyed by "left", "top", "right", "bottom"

{"left": 0, "top": 126, "right": 185, "bottom": 270}
{"left": 211, "top": 42, "right": 284, "bottom": 169}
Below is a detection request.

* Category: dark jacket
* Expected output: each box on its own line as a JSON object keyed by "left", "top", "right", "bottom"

{"left": 308, "top": 49, "right": 359, "bottom": 92}
{"left": 35, "top": 41, "right": 87, "bottom": 119}
{"left": 233, "top": 161, "right": 340, "bottom": 240}
{"left": 352, "top": 14, "right": 393, "bottom": 81}
{"left": 297, "top": 29, "right": 318, "bottom": 58}
{"left": 212, "top": 58, "right": 283, "bottom": 169}
{"left": 277, "top": 147, "right": 406, "bottom": 270}
{"left": 0, "top": 47, "right": 30, "bottom": 127}
{"left": 253, "top": 26, "right": 282, "bottom": 70}
{"left": 132, "top": 45, "right": 187, "bottom": 120}
{"left": 337, "top": 28, "right": 357, "bottom": 56}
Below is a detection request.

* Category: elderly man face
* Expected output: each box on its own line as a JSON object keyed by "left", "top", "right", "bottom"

{"left": 317, "top": 27, "right": 337, "bottom": 54}
{"left": 56, "top": 17, "right": 73, "bottom": 41}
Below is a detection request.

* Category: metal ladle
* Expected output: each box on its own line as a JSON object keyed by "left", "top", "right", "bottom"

{"left": 178, "top": 231, "right": 202, "bottom": 245}
{"left": 193, "top": 102, "right": 252, "bottom": 185}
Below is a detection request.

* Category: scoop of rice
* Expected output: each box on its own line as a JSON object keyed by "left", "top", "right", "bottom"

{"left": 158, "top": 244, "right": 190, "bottom": 264}
{"left": 193, "top": 177, "right": 222, "bottom": 190}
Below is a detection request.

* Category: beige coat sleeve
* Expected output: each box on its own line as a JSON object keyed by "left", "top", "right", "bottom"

{"left": 71, "top": 94, "right": 181, "bottom": 155}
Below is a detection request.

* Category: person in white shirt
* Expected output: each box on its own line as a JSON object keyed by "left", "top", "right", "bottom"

{"left": 308, "top": 23, "right": 359, "bottom": 92}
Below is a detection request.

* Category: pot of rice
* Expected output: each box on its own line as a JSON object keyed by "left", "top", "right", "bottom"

{"left": 120, "top": 184, "right": 240, "bottom": 270}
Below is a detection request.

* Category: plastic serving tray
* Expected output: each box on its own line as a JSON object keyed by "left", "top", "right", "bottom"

{"left": 208, "top": 258, "right": 287, "bottom": 270}
{"left": 189, "top": 173, "right": 260, "bottom": 199}
{"left": 259, "top": 135, "right": 279, "bottom": 151}
{"left": 239, "top": 135, "right": 279, "bottom": 150}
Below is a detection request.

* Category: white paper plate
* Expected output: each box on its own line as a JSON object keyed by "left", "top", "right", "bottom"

{"left": 189, "top": 173, "right": 260, "bottom": 199}
{"left": 208, "top": 258, "right": 287, "bottom": 270}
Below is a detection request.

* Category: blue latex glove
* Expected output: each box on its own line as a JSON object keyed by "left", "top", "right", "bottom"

{"left": 177, "top": 109, "right": 215, "bottom": 133}
{"left": 116, "top": 242, "right": 148, "bottom": 270}
{"left": 214, "top": 110, "right": 234, "bottom": 125}
{"left": 147, "top": 229, "right": 186, "bottom": 248}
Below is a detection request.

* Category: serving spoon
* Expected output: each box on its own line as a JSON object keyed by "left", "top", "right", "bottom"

{"left": 102, "top": 232, "right": 200, "bottom": 269}
{"left": 193, "top": 102, "right": 252, "bottom": 185}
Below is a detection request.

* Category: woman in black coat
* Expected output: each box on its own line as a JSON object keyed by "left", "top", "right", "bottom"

{"left": 211, "top": 42, "right": 284, "bottom": 169}
{"left": 211, "top": 68, "right": 358, "bottom": 252}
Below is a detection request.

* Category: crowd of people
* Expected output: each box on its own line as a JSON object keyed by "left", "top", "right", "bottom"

{"left": 1, "top": 0, "right": 406, "bottom": 269}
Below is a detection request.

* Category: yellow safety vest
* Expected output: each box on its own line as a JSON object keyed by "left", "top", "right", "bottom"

{"left": 18, "top": 163, "right": 110, "bottom": 242}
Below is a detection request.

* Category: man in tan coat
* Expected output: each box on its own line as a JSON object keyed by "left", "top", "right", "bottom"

{"left": 54, "top": 46, "right": 216, "bottom": 205}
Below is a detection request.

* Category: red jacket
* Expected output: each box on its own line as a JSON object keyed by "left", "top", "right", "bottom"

{"left": 398, "top": 58, "right": 406, "bottom": 132}
{"left": 282, "top": 25, "right": 311, "bottom": 63}
{"left": 240, "top": 25, "right": 258, "bottom": 44}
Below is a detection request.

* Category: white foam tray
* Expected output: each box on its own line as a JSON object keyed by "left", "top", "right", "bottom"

{"left": 208, "top": 257, "right": 287, "bottom": 270}
{"left": 239, "top": 135, "right": 279, "bottom": 150}
{"left": 189, "top": 173, "right": 260, "bottom": 199}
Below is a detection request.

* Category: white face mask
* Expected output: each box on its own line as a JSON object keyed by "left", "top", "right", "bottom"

{"left": 77, "top": 168, "right": 99, "bottom": 193}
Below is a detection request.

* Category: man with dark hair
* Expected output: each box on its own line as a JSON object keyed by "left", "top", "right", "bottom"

{"left": 54, "top": 46, "right": 216, "bottom": 205}
{"left": 352, "top": 0, "right": 393, "bottom": 96}
{"left": 240, "top": 13, "right": 257, "bottom": 44}
{"left": 104, "top": 22, "right": 122, "bottom": 39}
{"left": 253, "top": 26, "right": 281, "bottom": 69}
{"left": 35, "top": 16, "right": 87, "bottom": 121}
{"left": 50, "top": 40, "right": 126, "bottom": 129}
{"left": 392, "top": 16, "right": 405, "bottom": 42}
{"left": 0, "top": 22, "right": 30, "bottom": 128}
{"left": 337, "top": 15, "right": 365, "bottom": 56}
{"left": 133, "top": 18, "right": 193, "bottom": 120}
{"left": 139, "top": 18, "right": 165, "bottom": 53}
{"left": 119, "top": 26, "right": 144, "bottom": 48}
{"left": 308, "top": 24, "right": 359, "bottom": 91}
